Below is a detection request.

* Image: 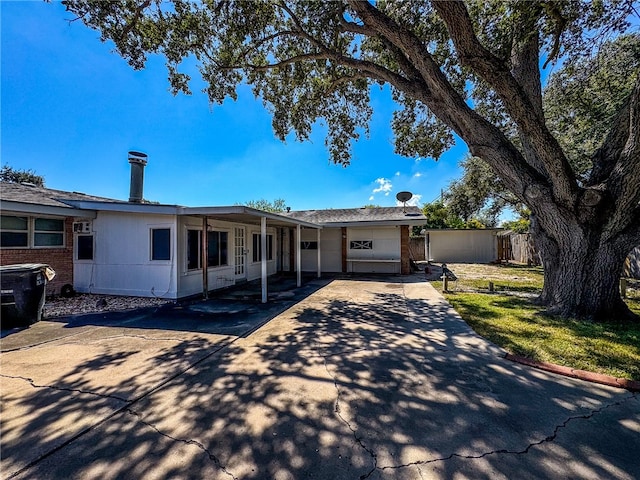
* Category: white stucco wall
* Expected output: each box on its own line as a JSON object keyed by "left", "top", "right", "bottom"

{"left": 427, "top": 229, "right": 499, "bottom": 263}
{"left": 73, "top": 211, "right": 178, "bottom": 298}
{"left": 299, "top": 227, "right": 342, "bottom": 272}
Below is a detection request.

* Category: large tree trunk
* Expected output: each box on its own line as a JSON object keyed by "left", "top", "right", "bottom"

{"left": 531, "top": 214, "right": 636, "bottom": 322}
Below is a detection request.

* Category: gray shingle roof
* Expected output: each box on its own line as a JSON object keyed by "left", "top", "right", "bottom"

{"left": 0, "top": 182, "right": 121, "bottom": 209}
{"left": 284, "top": 206, "right": 425, "bottom": 225}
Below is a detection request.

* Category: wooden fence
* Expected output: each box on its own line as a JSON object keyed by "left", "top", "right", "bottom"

{"left": 498, "top": 233, "right": 540, "bottom": 265}
{"left": 624, "top": 247, "right": 640, "bottom": 279}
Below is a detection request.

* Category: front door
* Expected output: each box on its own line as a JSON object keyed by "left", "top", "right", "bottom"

{"left": 234, "top": 227, "right": 246, "bottom": 281}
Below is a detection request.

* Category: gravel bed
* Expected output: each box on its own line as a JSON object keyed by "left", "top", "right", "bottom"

{"left": 44, "top": 294, "right": 173, "bottom": 318}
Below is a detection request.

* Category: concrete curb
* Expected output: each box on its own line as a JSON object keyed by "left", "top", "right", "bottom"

{"left": 505, "top": 353, "right": 640, "bottom": 392}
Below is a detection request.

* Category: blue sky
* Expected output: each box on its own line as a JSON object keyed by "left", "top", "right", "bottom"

{"left": 2, "top": 1, "right": 469, "bottom": 210}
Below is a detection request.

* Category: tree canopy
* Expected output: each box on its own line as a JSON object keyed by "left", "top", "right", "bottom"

{"left": 444, "top": 33, "right": 640, "bottom": 227}
{"left": 241, "top": 198, "right": 288, "bottom": 213}
{"left": 0, "top": 165, "right": 45, "bottom": 187}
{"left": 61, "top": 0, "right": 640, "bottom": 321}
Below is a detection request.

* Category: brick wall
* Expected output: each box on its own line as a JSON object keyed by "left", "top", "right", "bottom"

{"left": 400, "top": 225, "right": 410, "bottom": 274}
{"left": 0, "top": 217, "right": 74, "bottom": 296}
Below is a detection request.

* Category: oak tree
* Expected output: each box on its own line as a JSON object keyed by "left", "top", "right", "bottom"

{"left": 62, "top": 0, "right": 640, "bottom": 321}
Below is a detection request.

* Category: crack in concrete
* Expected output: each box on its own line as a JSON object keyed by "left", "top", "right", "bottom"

{"left": 125, "top": 408, "right": 238, "bottom": 480}
{"left": 323, "top": 357, "right": 378, "bottom": 480}
{"left": 0, "top": 373, "right": 129, "bottom": 402}
{"left": 1, "top": 329, "right": 93, "bottom": 353}
{"left": 379, "top": 393, "right": 639, "bottom": 471}
{"left": 61, "top": 332, "right": 200, "bottom": 344}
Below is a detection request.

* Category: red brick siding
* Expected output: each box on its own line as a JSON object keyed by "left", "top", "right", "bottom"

{"left": 0, "top": 217, "right": 74, "bottom": 296}
{"left": 401, "top": 225, "right": 410, "bottom": 275}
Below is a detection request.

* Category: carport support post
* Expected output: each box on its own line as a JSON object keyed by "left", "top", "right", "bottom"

{"left": 296, "top": 224, "right": 302, "bottom": 287}
{"left": 317, "top": 228, "right": 321, "bottom": 278}
{"left": 261, "top": 216, "right": 267, "bottom": 303}
{"left": 202, "top": 216, "right": 209, "bottom": 299}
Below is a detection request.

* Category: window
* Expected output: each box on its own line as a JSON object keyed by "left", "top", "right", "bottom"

{"left": 208, "top": 231, "right": 228, "bottom": 267}
{"left": 151, "top": 228, "right": 171, "bottom": 260}
{"left": 34, "top": 218, "right": 64, "bottom": 246}
{"left": 77, "top": 235, "right": 94, "bottom": 260}
{"left": 301, "top": 241, "right": 318, "bottom": 250}
{"left": 1, "top": 215, "right": 28, "bottom": 247}
{"left": 350, "top": 240, "right": 373, "bottom": 250}
{"left": 187, "top": 229, "right": 201, "bottom": 269}
{"left": 0, "top": 215, "right": 64, "bottom": 248}
{"left": 252, "top": 233, "right": 273, "bottom": 262}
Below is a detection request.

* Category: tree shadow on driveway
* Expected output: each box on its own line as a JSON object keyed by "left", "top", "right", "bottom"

{"left": 2, "top": 277, "right": 638, "bottom": 480}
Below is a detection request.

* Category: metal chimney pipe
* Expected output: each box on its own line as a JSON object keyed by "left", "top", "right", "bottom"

{"left": 128, "top": 151, "right": 148, "bottom": 203}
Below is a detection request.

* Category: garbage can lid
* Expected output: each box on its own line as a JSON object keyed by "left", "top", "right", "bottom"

{"left": 0, "top": 263, "right": 56, "bottom": 281}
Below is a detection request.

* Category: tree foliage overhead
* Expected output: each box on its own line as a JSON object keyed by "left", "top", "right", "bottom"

{"left": 61, "top": 0, "right": 640, "bottom": 321}
{"left": 241, "top": 198, "right": 288, "bottom": 213}
{"left": 436, "top": 33, "right": 640, "bottom": 230}
{"left": 0, "top": 165, "right": 45, "bottom": 187}
{"left": 544, "top": 33, "right": 640, "bottom": 179}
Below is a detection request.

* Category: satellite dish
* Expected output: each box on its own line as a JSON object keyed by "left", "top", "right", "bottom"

{"left": 396, "top": 191, "right": 413, "bottom": 203}
{"left": 396, "top": 191, "right": 413, "bottom": 213}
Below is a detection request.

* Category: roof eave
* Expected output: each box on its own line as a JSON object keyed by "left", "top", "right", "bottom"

{"left": 0, "top": 200, "right": 96, "bottom": 218}
{"left": 182, "top": 206, "right": 322, "bottom": 229}
{"left": 321, "top": 219, "right": 427, "bottom": 228}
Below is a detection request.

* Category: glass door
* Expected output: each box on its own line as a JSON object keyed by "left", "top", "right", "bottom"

{"left": 234, "top": 227, "right": 246, "bottom": 280}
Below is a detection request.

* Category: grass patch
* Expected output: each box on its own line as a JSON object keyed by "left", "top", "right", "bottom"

{"left": 446, "top": 263, "right": 544, "bottom": 293}
{"left": 437, "top": 290, "right": 640, "bottom": 380}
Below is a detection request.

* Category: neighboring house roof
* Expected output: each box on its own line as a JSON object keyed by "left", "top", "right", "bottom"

{"left": 284, "top": 206, "right": 427, "bottom": 227}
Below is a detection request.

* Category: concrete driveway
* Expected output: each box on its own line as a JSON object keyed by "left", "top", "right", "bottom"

{"left": 1, "top": 275, "right": 638, "bottom": 479}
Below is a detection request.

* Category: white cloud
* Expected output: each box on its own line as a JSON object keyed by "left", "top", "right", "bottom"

{"left": 413, "top": 172, "right": 422, "bottom": 178}
{"left": 396, "top": 193, "right": 422, "bottom": 207}
{"left": 369, "top": 195, "right": 374, "bottom": 201}
{"left": 395, "top": 171, "right": 401, "bottom": 176}
{"left": 372, "top": 177, "right": 393, "bottom": 196}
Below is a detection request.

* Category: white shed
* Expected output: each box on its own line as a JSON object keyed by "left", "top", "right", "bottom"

{"left": 425, "top": 228, "right": 501, "bottom": 264}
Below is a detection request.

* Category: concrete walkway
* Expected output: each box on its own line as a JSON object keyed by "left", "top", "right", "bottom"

{"left": 1, "top": 275, "right": 638, "bottom": 479}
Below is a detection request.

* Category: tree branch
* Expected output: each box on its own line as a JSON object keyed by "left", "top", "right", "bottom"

{"left": 120, "top": 0, "right": 152, "bottom": 40}
{"left": 431, "top": 0, "right": 578, "bottom": 206}
{"left": 603, "top": 77, "right": 640, "bottom": 241}
{"left": 344, "top": 1, "right": 547, "bottom": 205}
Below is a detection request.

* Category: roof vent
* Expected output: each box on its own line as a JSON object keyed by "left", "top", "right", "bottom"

{"left": 128, "top": 151, "right": 148, "bottom": 203}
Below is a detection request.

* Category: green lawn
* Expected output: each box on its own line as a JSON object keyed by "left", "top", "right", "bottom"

{"left": 432, "top": 264, "right": 640, "bottom": 380}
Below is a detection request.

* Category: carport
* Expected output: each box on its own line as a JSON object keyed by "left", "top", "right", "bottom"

{"left": 180, "top": 206, "right": 322, "bottom": 303}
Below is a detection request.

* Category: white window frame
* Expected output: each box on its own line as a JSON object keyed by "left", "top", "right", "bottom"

{"left": 207, "top": 230, "right": 230, "bottom": 267}
{"left": 186, "top": 228, "right": 202, "bottom": 270}
{"left": 33, "top": 217, "right": 65, "bottom": 247}
{"left": 252, "top": 232, "right": 274, "bottom": 263}
{"left": 0, "top": 215, "right": 65, "bottom": 249}
{"left": 150, "top": 227, "right": 172, "bottom": 261}
{"left": 75, "top": 234, "right": 95, "bottom": 261}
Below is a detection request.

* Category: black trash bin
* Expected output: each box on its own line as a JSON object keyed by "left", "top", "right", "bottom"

{"left": 1, "top": 264, "right": 56, "bottom": 329}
